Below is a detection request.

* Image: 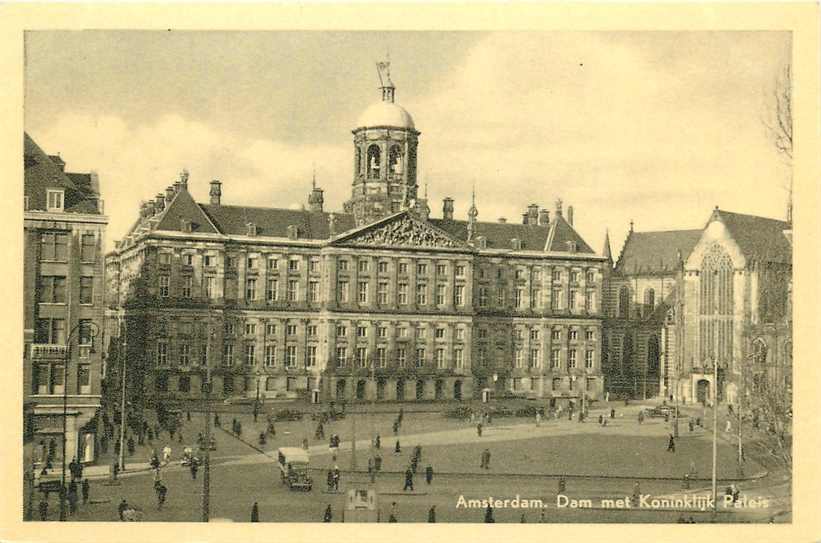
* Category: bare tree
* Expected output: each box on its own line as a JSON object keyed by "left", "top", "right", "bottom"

{"left": 763, "top": 64, "right": 793, "bottom": 222}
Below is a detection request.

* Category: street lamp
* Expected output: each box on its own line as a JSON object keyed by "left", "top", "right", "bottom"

{"left": 59, "top": 320, "right": 99, "bottom": 522}
{"left": 202, "top": 320, "right": 216, "bottom": 522}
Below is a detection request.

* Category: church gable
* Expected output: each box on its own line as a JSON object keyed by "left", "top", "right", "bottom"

{"left": 331, "top": 211, "right": 471, "bottom": 251}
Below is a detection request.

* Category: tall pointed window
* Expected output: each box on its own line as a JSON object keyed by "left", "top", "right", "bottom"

{"left": 389, "top": 145, "right": 402, "bottom": 174}
{"left": 367, "top": 145, "right": 381, "bottom": 179}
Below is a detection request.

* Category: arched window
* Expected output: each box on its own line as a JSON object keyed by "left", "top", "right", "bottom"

{"left": 753, "top": 338, "right": 768, "bottom": 366}
{"left": 647, "top": 335, "right": 660, "bottom": 375}
{"left": 644, "top": 288, "right": 655, "bottom": 317}
{"left": 618, "top": 286, "right": 630, "bottom": 319}
{"left": 389, "top": 145, "right": 402, "bottom": 174}
{"left": 699, "top": 244, "right": 734, "bottom": 363}
{"left": 367, "top": 145, "right": 381, "bottom": 179}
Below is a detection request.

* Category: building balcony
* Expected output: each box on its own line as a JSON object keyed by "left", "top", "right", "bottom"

{"left": 29, "top": 344, "right": 67, "bottom": 359}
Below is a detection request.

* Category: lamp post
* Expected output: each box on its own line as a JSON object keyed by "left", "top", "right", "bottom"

{"left": 201, "top": 321, "right": 215, "bottom": 522}
{"left": 118, "top": 317, "right": 128, "bottom": 472}
{"left": 59, "top": 320, "right": 99, "bottom": 522}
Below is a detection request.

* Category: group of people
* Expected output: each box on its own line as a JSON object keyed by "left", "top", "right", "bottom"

{"left": 37, "top": 466, "right": 91, "bottom": 520}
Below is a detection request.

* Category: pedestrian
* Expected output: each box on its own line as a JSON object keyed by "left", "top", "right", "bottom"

{"left": 253, "top": 404, "right": 259, "bottom": 423}
{"left": 689, "top": 419, "right": 694, "bottom": 432}
{"left": 127, "top": 436, "right": 135, "bottom": 456}
{"left": 393, "top": 421, "right": 399, "bottom": 436}
{"left": 398, "top": 407, "right": 404, "bottom": 424}
{"left": 611, "top": 408, "right": 616, "bottom": 419}
{"left": 725, "top": 419, "right": 732, "bottom": 433}
{"left": 428, "top": 505, "right": 436, "bottom": 523}
{"left": 411, "top": 456, "right": 418, "bottom": 475}
{"left": 394, "top": 440, "right": 401, "bottom": 455}
{"left": 632, "top": 482, "right": 641, "bottom": 506}
{"left": 214, "top": 413, "right": 221, "bottom": 427}
{"left": 333, "top": 465, "right": 341, "bottom": 491}
{"left": 484, "top": 448, "right": 491, "bottom": 470}
{"left": 326, "top": 470, "right": 334, "bottom": 492}
{"left": 323, "top": 504, "right": 332, "bottom": 522}
{"left": 403, "top": 467, "right": 414, "bottom": 491}
{"left": 389, "top": 502, "right": 398, "bottom": 523}
{"left": 732, "top": 484, "right": 740, "bottom": 504}
{"left": 67, "top": 485, "right": 78, "bottom": 515}
{"left": 251, "top": 501, "right": 259, "bottom": 522}
{"left": 302, "top": 438, "right": 309, "bottom": 450}
{"left": 187, "top": 410, "right": 191, "bottom": 422}
{"left": 368, "top": 457, "right": 375, "bottom": 482}
{"left": 425, "top": 464, "right": 434, "bottom": 485}
{"left": 81, "top": 478, "right": 90, "bottom": 505}
{"left": 638, "top": 411, "right": 644, "bottom": 425}
{"left": 38, "top": 496, "right": 48, "bottom": 521}
{"left": 484, "top": 504, "right": 495, "bottom": 523}
{"left": 536, "top": 412, "right": 541, "bottom": 427}
{"left": 375, "top": 434, "right": 381, "bottom": 449}
{"left": 118, "top": 498, "right": 128, "bottom": 521}
{"left": 178, "top": 431, "right": 183, "bottom": 444}
{"left": 68, "top": 458, "right": 78, "bottom": 481}
{"left": 163, "top": 445, "right": 172, "bottom": 464}
{"left": 667, "top": 433, "right": 676, "bottom": 453}
{"left": 521, "top": 513, "right": 527, "bottom": 523}
{"left": 232, "top": 418, "right": 238, "bottom": 434}
{"left": 156, "top": 482, "right": 167, "bottom": 510}
{"left": 190, "top": 459, "right": 198, "bottom": 480}
{"left": 237, "top": 421, "right": 243, "bottom": 439}
{"left": 112, "top": 459, "right": 119, "bottom": 481}
{"left": 598, "top": 414, "right": 603, "bottom": 425}
{"left": 477, "top": 422, "right": 483, "bottom": 437}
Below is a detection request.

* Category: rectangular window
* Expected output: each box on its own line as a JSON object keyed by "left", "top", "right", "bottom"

{"left": 338, "top": 259, "right": 348, "bottom": 271}
{"left": 514, "top": 328, "right": 523, "bottom": 341}
{"left": 436, "top": 348, "right": 446, "bottom": 369}
{"left": 416, "top": 284, "right": 427, "bottom": 305}
{"left": 77, "top": 319, "right": 93, "bottom": 346}
{"left": 377, "top": 282, "right": 388, "bottom": 304}
{"left": 182, "top": 276, "right": 193, "bottom": 298}
{"left": 307, "top": 325, "right": 317, "bottom": 337}
{"left": 336, "top": 325, "right": 347, "bottom": 337}
{"left": 552, "top": 377, "right": 562, "bottom": 391}
{"left": 398, "top": 283, "right": 408, "bottom": 305}
{"left": 377, "top": 326, "right": 387, "bottom": 338}
{"left": 417, "top": 263, "right": 428, "bottom": 275}
{"left": 551, "top": 349, "right": 560, "bottom": 369}
{"left": 80, "top": 233, "right": 96, "bottom": 263}
{"left": 200, "top": 344, "right": 208, "bottom": 366}
{"left": 308, "top": 281, "right": 319, "bottom": 302}
{"left": 287, "top": 324, "right": 297, "bottom": 336}
{"left": 265, "top": 323, "right": 277, "bottom": 336}
{"left": 183, "top": 254, "right": 194, "bottom": 266}
{"left": 225, "top": 322, "right": 236, "bottom": 335}
{"left": 74, "top": 363, "right": 89, "bottom": 394}
{"left": 285, "top": 345, "right": 297, "bottom": 367}
{"left": 51, "top": 364, "right": 65, "bottom": 394}
{"left": 585, "top": 350, "right": 594, "bottom": 369}
{"left": 435, "top": 327, "right": 445, "bottom": 339}
{"left": 307, "top": 346, "right": 317, "bottom": 367}
{"left": 204, "top": 255, "right": 214, "bottom": 267}
{"left": 178, "top": 375, "right": 190, "bottom": 393}
{"left": 530, "top": 329, "right": 540, "bottom": 341}
{"left": 569, "top": 329, "right": 578, "bottom": 341}
{"left": 223, "top": 344, "right": 234, "bottom": 367}
{"left": 287, "top": 280, "right": 298, "bottom": 302}
{"left": 358, "top": 281, "right": 368, "bottom": 303}
{"left": 515, "top": 269, "right": 525, "bottom": 280}
{"left": 436, "top": 264, "right": 447, "bottom": 276}
{"left": 267, "top": 256, "right": 278, "bottom": 270}
{"left": 288, "top": 259, "right": 299, "bottom": 272}
{"left": 377, "top": 347, "right": 387, "bottom": 368}
{"left": 205, "top": 276, "right": 215, "bottom": 298}
{"left": 398, "top": 262, "right": 408, "bottom": 274}
{"left": 378, "top": 261, "right": 389, "bottom": 273}
{"left": 245, "top": 323, "right": 256, "bottom": 336}
{"left": 356, "top": 347, "right": 367, "bottom": 368}
{"left": 514, "top": 288, "right": 524, "bottom": 308}
{"left": 417, "top": 328, "right": 427, "bottom": 339}
{"left": 455, "top": 328, "right": 465, "bottom": 341}
{"left": 265, "top": 279, "right": 279, "bottom": 302}
{"left": 552, "top": 270, "right": 561, "bottom": 282}
{"left": 265, "top": 345, "right": 276, "bottom": 367}
{"left": 180, "top": 343, "right": 190, "bottom": 367}
{"left": 436, "top": 284, "right": 445, "bottom": 305}
{"left": 454, "top": 285, "right": 464, "bottom": 306}
{"left": 398, "top": 327, "right": 408, "bottom": 339}
{"left": 246, "top": 278, "right": 257, "bottom": 300}
{"left": 586, "top": 270, "right": 595, "bottom": 283}
{"left": 514, "top": 348, "right": 524, "bottom": 368}
{"left": 226, "top": 256, "right": 237, "bottom": 269}
{"left": 478, "top": 348, "right": 487, "bottom": 367}
{"left": 357, "top": 326, "right": 367, "bottom": 338}
{"left": 585, "top": 290, "right": 594, "bottom": 312}
{"left": 336, "top": 347, "right": 347, "bottom": 367}
{"left": 454, "top": 349, "right": 464, "bottom": 369}
{"left": 531, "top": 289, "right": 541, "bottom": 309}
{"left": 529, "top": 349, "right": 541, "bottom": 368}
{"left": 455, "top": 265, "right": 465, "bottom": 277}
{"left": 415, "top": 348, "right": 426, "bottom": 368}
{"left": 358, "top": 260, "right": 369, "bottom": 273}
{"left": 397, "top": 348, "right": 406, "bottom": 368}
{"left": 309, "top": 259, "right": 320, "bottom": 273}
{"left": 568, "top": 350, "right": 577, "bottom": 369}
{"left": 551, "top": 329, "right": 561, "bottom": 341}
{"left": 46, "top": 190, "right": 64, "bottom": 212}
{"left": 159, "top": 276, "right": 170, "bottom": 297}
{"left": 533, "top": 268, "right": 542, "bottom": 281}
{"left": 571, "top": 271, "right": 580, "bottom": 283}
{"left": 338, "top": 281, "right": 349, "bottom": 303}
{"left": 569, "top": 290, "right": 577, "bottom": 311}
{"left": 157, "top": 343, "right": 168, "bottom": 366}
{"left": 478, "top": 328, "right": 488, "bottom": 339}
{"left": 40, "top": 232, "right": 68, "bottom": 261}
{"left": 585, "top": 330, "right": 594, "bottom": 341}
{"left": 478, "top": 287, "right": 488, "bottom": 307}
{"left": 551, "top": 288, "right": 561, "bottom": 310}
{"left": 38, "top": 276, "right": 67, "bottom": 303}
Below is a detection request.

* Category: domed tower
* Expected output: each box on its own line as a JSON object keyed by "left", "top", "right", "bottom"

{"left": 344, "top": 60, "right": 420, "bottom": 225}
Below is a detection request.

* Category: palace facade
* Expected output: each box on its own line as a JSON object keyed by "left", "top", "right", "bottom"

{"left": 105, "top": 64, "right": 608, "bottom": 405}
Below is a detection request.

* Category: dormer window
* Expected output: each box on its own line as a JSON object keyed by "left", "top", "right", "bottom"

{"left": 47, "top": 189, "right": 64, "bottom": 212}
{"left": 287, "top": 225, "right": 299, "bottom": 240}
{"left": 247, "top": 222, "right": 257, "bottom": 237}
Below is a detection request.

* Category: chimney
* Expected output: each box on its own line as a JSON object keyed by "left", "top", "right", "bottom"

{"left": 555, "top": 198, "right": 563, "bottom": 218}
{"left": 328, "top": 213, "right": 337, "bottom": 236}
{"left": 155, "top": 193, "right": 166, "bottom": 212}
{"left": 522, "top": 213, "right": 530, "bottom": 225}
{"left": 527, "top": 203, "right": 539, "bottom": 225}
{"left": 442, "top": 197, "right": 454, "bottom": 221}
{"left": 498, "top": 217, "right": 507, "bottom": 223}
{"left": 165, "top": 186, "right": 175, "bottom": 203}
{"left": 567, "top": 205, "right": 574, "bottom": 226}
{"left": 209, "top": 180, "right": 222, "bottom": 206}
{"left": 247, "top": 222, "right": 257, "bottom": 236}
{"left": 179, "top": 169, "right": 189, "bottom": 190}
{"left": 539, "top": 209, "right": 550, "bottom": 225}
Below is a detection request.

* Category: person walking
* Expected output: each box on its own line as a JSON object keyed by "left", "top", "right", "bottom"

{"left": 190, "top": 459, "right": 199, "bottom": 480}
{"left": 477, "top": 422, "right": 483, "bottom": 437}
{"left": 326, "top": 470, "right": 334, "bottom": 492}
{"left": 323, "top": 504, "right": 332, "bottom": 522}
{"left": 484, "top": 504, "right": 495, "bottom": 523}
{"left": 638, "top": 411, "right": 644, "bottom": 425}
{"left": 667, "top": 433, "right": 676, "bottom": 453}
{"left": 375, "top": 433, "right": 381, "bottom": 449}
{"left": 394, "top": 440, "right": 401, "bottom": 455}
{"left": 483, "top": 449, "right": 491, "bottom": 470}
{"left": 118, "top": 498, "right": 129, "bottom": 521}
{"left": 689, "top": 419, "right": 695, "bottom": 432}
{"left": 389, "top": 502, "right": 398, "bottom": 523}
{"left": 251, "top": 501, "right": 259, "bottom": 522}
{"left": 428, "top": 506, "right": 436, "bottom": 523}
{"left": 403, "top": 467, "right": 414, "bottom": 491}
{"left": 156, "top": 482, "right": 167, "bottom": 510}
{"left": 333, "top": 465, "right": 341, "bottom": 491}
{"left": 425, "top": 464, "right": 434, "bottom": 485}
{"left": 81, "top": 478, "right": 90, "bottom": 505}
{"left": 38, "top": 496, "right": 48, "bottom": 521}
{"left": 67, "top": 484, "right": 78, "bottom": 515}
{"left": 598, "top": 414, "right": 604, "bottom": 426}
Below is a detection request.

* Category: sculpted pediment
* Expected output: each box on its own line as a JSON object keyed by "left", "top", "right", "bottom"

{"left": 332, "top": 213, "right": 469, "bottom": 251}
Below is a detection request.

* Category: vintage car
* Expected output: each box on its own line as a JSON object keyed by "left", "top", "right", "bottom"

{"left": 645, "top": 405, "right": 675, "bottom": 418}
{"left": 277, "top": 447, "right": 313, "bottom": 491}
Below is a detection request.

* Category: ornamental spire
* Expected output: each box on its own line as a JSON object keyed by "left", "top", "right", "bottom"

{"left": 376, "top": 56, "right": 395, "bottom": 103}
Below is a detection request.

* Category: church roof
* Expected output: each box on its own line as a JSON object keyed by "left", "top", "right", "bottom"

{"left": 712, "top": 209, "right": 792, "bottom": 265}
{"left": 615, "top": 229, "right": 702, "bottom": 275}
{"left": 356, "top": 101, "right": 416, "bottom": 130}
{"left": 24, "top": 132, "right": 102, "bottom": 214}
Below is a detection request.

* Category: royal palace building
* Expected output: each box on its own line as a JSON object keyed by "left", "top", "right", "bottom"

{"left": 603, "top": 208, "right": 792, "bottom": 406}
{"left": 105, "top": 64, "right": 608, "bottom": 406}
{"left": 24, "top": 133, "right": 108, "bottom": 470}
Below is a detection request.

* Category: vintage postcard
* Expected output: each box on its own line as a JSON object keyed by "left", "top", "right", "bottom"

{"left": 1, "top": 3, "right": 819, "bottom": 543}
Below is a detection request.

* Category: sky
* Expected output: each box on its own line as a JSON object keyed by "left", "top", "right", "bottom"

{"left": 24, "top": 31, "right": 792, "bottom": 254}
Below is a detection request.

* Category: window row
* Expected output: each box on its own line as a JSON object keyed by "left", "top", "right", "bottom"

{"left": 37, "top": 275, "right": 94, "bottom": 304}
{"left": 475, "top": 347, "right": 596, "bottom": 369}
{"left": 477, "top": 266, "right": 598, "bottom": 284}
{"left": 476, "top": 327, "right": 598, "bottom": 342}
{"left": 337, "top": 281, "right": 466, "bottom": 306}
{"left": 30, "top": 362, "right": 92, "bottom": 395}
{"left": 477, "top": 286, "right": 597, "bottom": 311}
{"left": 334, "top": 346, "right": 465, "bottom": 370}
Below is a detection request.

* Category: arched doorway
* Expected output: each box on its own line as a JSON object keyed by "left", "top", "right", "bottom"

{"left": 396, "top": 379, "right": 405, "bottom": 401}
{"left": 454, "top": 380, "right": 462, "bottom": 401}
{"left": 696, "top": 379, "right": 710, "bottom": 405}
{"left": 435, "top": 380, "right": 444, "bottom": 400}
{"left": 416, "top": 380, "right": 425, "bottom": 400}
{"left": 356, "top": 380, "right": 366, "bottom": 400}
{"left": 376, "top": 378, "right": 386, "bottom": 401}
{"left": 336, "top": 379, "right": 346, "bottom": 400}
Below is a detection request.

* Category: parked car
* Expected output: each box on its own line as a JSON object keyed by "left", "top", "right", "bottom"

{"left": 645, "top": 405, "right": 675, "bottom": 418}
{"left": 277, "top": 447, "right": 313, "bottom": 491}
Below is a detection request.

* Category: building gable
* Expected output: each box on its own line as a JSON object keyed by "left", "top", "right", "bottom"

{"left": 155, "top": 188, "right": 221, "bottom": 234}
{"left": 331, "top": 211, "right": 472, "bottom": 251}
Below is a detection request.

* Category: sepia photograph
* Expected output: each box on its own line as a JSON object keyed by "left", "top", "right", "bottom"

{"left": 15, "top": 23, "right": 807, "bottom": 530}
